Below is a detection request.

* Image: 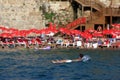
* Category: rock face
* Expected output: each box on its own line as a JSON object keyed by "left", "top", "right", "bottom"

{"left": 99, "top": 0, "right": 120, "bottom": 7}
{"left": 1, "top": 0, "right": 118, "bottom": 30}
{"left": 43, "top": 1, "right": 74, "bottom": 26}
{"left": 0, "top": 0, "right": 46, "bottom": 29}
{"left": 0, "top": 0, "right": 73, "bottom": 29}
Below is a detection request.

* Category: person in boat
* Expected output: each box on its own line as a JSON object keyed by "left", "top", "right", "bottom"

{"left": 52, "top": 53, "right": 84, "bottom": 63}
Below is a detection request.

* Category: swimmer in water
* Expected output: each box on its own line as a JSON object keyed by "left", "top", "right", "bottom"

{"left": 52, "top": 53, "right": 84, "bottom": 63}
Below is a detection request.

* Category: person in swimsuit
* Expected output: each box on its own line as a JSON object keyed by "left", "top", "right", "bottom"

{"left": 52, "top": 53, "right": 84, "bottom": 63}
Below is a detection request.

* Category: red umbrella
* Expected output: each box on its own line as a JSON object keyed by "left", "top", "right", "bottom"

{"left": 102, "top": 29, "right": 113, "bottom": 35}
{"left": 81, "top": 32, "right": 92, "bottom": 39}
{"left": 115, "top": 24, "right": 120, "bottom": 28}
{"left": 70, "top": 30, "right": 81, "bottom": 35}
{"left": 86, "top": 29, "right": 95, "bottom": 33}
{"left": 50, "top": 29, "right": 58, "bottom": 33}
{"left": 13, "top": 30, "right": 28, "bottom": 37}
{"left": 59, "top": 28, "right": 66, "bottom": 33}
{"left": 92, "top": 32, "right": 103, "bottom": 37}
{"left": 39, "top": 29, "right": 47, "bottom": 34}
{"left": 0, "top": 26, "right": 7, "bottom": 31}
{"left": 29, "top": 28, "right": 39, "bottom": 33}
{"left": 112, "top": 24, "right": 120, "bottom": 28}
{"left": 3, "top": 28, "right": 18, "bottom": 33}
{"left": 0, "top": 33, "right": 13, "bottom": 38}
{"left": 64, "top": 30, "right": 71, "bottom": 35}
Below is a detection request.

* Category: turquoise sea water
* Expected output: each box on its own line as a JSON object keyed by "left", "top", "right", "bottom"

{"left": 0, "top": 48, "right": 120, "bottom": 80}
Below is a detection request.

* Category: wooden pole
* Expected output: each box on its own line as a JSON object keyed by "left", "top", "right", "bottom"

{"left": 110, "top": 0, "right": 113, "bottom": 26}
{"left": 90, "top": 0, "right": 92, "bottom": 20}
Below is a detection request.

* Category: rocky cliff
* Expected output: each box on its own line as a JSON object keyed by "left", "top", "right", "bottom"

{"left": 0, "top": 0, "right": 73, "bottom": 29}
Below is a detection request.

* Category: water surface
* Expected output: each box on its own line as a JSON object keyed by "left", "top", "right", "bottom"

{"left": 0, "top": 48, "right": 120, "bottom": 80}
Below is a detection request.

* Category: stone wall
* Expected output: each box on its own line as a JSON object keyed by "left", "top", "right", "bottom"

{"left": 0, "top": 0, "right": 119, "bottom": 30}
{"left": 99, "top": 0, "right": 120, "bottom": 8}
{"left": 0, "top": 0, "right": 73, "bottom": 30}
{"left": 0, "top": 0, "right": 47, "bottom": 29}
{"left": 42, "top": 1, "right": 74, "bottom": 27}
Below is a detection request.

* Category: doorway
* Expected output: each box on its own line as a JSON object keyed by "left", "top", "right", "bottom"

{"left": 94, "top": 24, "right": 103, "bottom": 31}
{"left": 81, "top": 26, "right": 85, "bottom": 32}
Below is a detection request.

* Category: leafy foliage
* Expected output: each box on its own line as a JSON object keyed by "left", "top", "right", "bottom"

{"left": 44, "top": 12, "right": 56, "bottom": 23}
